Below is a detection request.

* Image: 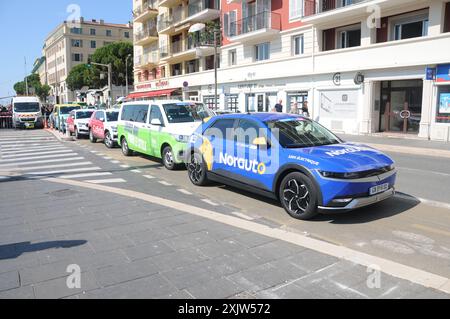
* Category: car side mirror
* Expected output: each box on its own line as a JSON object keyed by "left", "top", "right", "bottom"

{"left": 151, "top": 119, "right": 163, "bottom": 126}
{"left": 99, "top": 118, "right": 105, "bottom": 122}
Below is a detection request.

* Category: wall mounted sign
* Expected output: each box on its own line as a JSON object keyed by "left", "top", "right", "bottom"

{"left": 436, "top": 64, "right": 450, "bottom": 83}
{"left": 333, "top": 73, "right": 341, "bottom": 86}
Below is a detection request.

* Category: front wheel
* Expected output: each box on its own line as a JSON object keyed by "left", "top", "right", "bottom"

{"left": 279, "top": 172, "right": 319, "bottom": 220}
{"left": 74, "top": 127, "right": 79, "bottom": 139}
{"left": 188, "top": 153, "right": 209, "bottom": 186}
{"left": 162, "top": 146, "right": 176, "bottom": 170}
{"left": 89, "top": 130, "right": 97, "bottom": 143}
{"left": 121, "top": 138, "right": 133, "bottom": 156}
{"left": 104, "top": 131, "right": 114, "bottom": 149}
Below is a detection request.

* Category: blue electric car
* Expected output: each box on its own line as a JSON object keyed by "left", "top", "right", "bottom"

{"left": 186, "top": 113, "right": 397, "bottom": 220}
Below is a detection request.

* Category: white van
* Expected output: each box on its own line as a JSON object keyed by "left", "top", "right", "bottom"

{"left": 11, "top": 96, "right": 43, "bottom": 129}
{"left": 117, "top": 100, "right": 214, "bottom": 170}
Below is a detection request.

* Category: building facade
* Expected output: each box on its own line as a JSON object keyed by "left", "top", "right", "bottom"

{"left": 43, "top": 18, "right": 133, "bottom": 104}
{"left": 131, "top": 0, "right": 450, "bottom": 141}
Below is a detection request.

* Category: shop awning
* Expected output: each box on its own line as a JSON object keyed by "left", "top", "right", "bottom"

{"left": 127, "top": 89, "right": 177, "bottom": 100}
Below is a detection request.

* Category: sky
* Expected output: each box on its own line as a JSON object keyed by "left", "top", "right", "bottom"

{"left": 0, "top": 0, "right": 132, "bottom": 103}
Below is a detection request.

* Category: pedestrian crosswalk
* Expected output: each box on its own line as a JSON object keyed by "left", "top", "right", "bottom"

{"left": 0, "top": 130, "right": 127, "bottom": 185}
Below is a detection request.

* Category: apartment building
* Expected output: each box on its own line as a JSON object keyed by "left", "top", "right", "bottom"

{"left": 131, "top": 0, "right": 450, "bottom": 141}
{"left": 131, "top": 0, "right": 221, "bottom": 100}
{"left": 43, "top": 18, "right": 133, "bottom": 104}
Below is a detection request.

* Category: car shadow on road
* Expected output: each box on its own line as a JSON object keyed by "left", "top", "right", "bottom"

{"left": 0, "top": 240, "right": 87, "bottom": 260}
{"left": 208, "top": 183, "right": 421, "bottom": 224}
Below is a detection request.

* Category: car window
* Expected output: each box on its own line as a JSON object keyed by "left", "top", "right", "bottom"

{"left": 163, "top": 104, "right": 196, "bottom": 123}
{"left": 265, "top": 119, "right": 341, "bottom": 148}
{"left": 76, "top": 111, "right": 94, "bottom": 119}
{"left": 204, "top": 119, "right": 236, "bottom": 140}
{"left": 106, "top": 111, "right": 119, "bottom": 122}
{"left": 150, "top": 106, "right": 164, "bottom": 124}
{"left": 133, "top": 105, "right": 149, "bottom": 123}
{"left": 236, "top": 119, "right": 266, "bottom": 145}
{"left": 95, "top": 111, "right": 104, "bottom": 120}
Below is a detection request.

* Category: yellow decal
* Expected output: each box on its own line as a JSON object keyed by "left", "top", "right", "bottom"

{"left": 199, "top": 138, "right": 214, "bottom": 171}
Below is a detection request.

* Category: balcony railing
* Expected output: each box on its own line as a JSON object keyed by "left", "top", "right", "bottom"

{"left": 135, "top": 52, "right": 159, "bottom": 67}
{"left": 303, "top": 0, "right": 369, "bottom": 16}
{"left": 188, "top": 0, "right": 220, "bottom": 17}
{"left": 229, "top": 12, "right": 281, "bottom": 37}
{"left": 134, "top": 27, "right": 158, "bottom": 42}
{"left": 157, "top": 15, "right": 173, "bottom": 31}
{"left": 133, "top": 0, "right": 158, "bottom": 18}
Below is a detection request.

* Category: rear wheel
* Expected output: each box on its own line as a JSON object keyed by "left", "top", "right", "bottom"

{"left": 104, "top": 131, "right": 114, "bottom": 149}
{"left": 162, "top": 146, "right": 176, "bottom": 170}
{"left": 74, "top": 127, "right": 79, "bottom": 139}
{"left": 279, "top": 172, "right": 318, "bottom": 220}
{"left": 121, "top": 137, "right": 133, "bottom": 156}
{"left": 89, "top": 129, "right": 97, "bottom": 143}
{"left": 188, "top": 152, "right": 209, "bottom": 186}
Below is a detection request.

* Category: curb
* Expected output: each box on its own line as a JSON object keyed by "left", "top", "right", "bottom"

{"left": 45, "top": 128, "right": 74, "bottom": 142}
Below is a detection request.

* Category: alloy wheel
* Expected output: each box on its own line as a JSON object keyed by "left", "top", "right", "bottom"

{"left": 282, "top": 178, "right": 311, "bottom": 215}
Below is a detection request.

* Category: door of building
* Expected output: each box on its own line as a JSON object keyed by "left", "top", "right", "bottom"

{"left": 380, "top": 80, "right": 423, "bottom": 134}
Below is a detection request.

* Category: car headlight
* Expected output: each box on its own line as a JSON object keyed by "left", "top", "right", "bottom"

{"left": 172, "top": 134, "right": 190, "bottom": 143}
{"left": 111, "top": 126, "right": 117, "bottom": 132}
{"left": 319, "top": 171, "right": 361, "bottom": 179}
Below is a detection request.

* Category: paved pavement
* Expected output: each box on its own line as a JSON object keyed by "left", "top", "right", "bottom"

{"left": 0, "top": 129, "right": 449, "bottom": 299}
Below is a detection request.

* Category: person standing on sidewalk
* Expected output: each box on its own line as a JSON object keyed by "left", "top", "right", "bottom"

{"left": 274, "top": 100, "right": 283, "bottom": 113}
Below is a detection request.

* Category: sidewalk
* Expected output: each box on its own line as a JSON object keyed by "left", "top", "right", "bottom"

{"left": 339, "top": 134, "right": 450, "bottom": 158}
{"left": 0, "top": 178, "right": 448, "bottom": 299}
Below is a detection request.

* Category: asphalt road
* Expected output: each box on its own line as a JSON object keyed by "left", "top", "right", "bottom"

{"left": 1, "top": 129, "right": 450, "bottom": 299}
{"left": 66, "top": 132, "right": 450, "bottom": 279}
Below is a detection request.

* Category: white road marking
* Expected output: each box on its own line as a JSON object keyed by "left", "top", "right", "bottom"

{"left": 0, "top": 144, "right": 61, "bottom": 150}
{"left": 103, "top": 157, "right": 112, "bottom": 160}
{"left": 0, "top": 140, "right": 56, "bottom": 145}
{"left": 0, "top": 153, "right": 78, "bottom": 163}
{"left": 398, "top": 166, "right": 450, "bottom": 178}
{"left": 177, "top": 189, "right": 193, "bottom": 195}
{"left": 85, "top": 179, "right": 126, "bottom": 184}
{"left": 0, "top": 146, "right": 67, "bottom": 154}
{"left": 1, "top": 150, "right": 75, "bottom": 159}
{"left": 62, "top": 172, "right": 113, "bottom": 179}
{"left": 90, "top": 151, "right": 98, "bottom": 154}
{"left": 158, "top": 181, "right": 172, "bottom": 186}
{"left": 16, "top": 162, "right": 93, "bottom": 171}
{"left": 28, "top": 166, "right": 101, "bottom": 175}
{"left": 202, "top": 199, "right": 219, "bottom": 206}
{"left": 120, "top": 165, "right": 130, "bottom": 168}
{"left": 143, "top": 175, "right": 155, "bottom": 179}
{"left": 131, "top": 169, "right": 142, "bottom": 173}
{"left": 111, "top": 160, "right": 120, "bottom": 164}
{"left": 231, "top": 212, "right": 255, "bottom": 221}
{"left": 0, "top": 157, "right": 84, "bottom": 168}
{"left": 395, "top": 194, "right": 450, "bottom": 210}
{"left": 45, "top": 178, "right": 450, "bottom": 295}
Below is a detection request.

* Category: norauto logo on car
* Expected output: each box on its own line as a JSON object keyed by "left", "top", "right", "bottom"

{"left": 219, "top": 152, "right": 266, "bottom": 175}
{"left": 326, "top": 146, "right": 372, "bottom": 157}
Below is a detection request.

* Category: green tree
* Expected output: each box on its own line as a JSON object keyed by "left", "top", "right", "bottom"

{"left": 66, "top": 64, "right": 95, "bottom": 91}
{"left": 13, "top": 74, "right": 50, "bottom": 100}
{"left": 90, "top": 41, "right": 134, "bottom": 88}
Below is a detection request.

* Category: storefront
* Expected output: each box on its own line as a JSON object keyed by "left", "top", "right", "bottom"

{"left": 379, "top": 79, "right": 423, "bottom": 134}
{"left": 435, "top": 64, "right": 450, "bottom": 124}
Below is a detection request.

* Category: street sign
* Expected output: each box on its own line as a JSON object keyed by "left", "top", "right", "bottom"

{"left": 333, "top": 73, "right": 341, "bottom": 86}
{"left": 426, "top": 67, "right": 436, "bottom": 81}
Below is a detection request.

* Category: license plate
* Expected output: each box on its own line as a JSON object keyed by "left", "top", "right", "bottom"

{"left": 25, "top": 123, "right": 34, "bottom": 129}
{"left": 370, "top": 183, "right": 389, "bottom": 196}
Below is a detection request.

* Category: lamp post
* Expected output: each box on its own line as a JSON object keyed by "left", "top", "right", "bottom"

{"left": 125, "top": 54, "right": 132, "bottom": 97}
{"left": 90, "top": 62, "right": 112, "bottom": 108}
{"left": 188, "top": 23, "right": 220, "bottom": 110}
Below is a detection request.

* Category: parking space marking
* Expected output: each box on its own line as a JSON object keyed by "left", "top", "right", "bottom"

{"left": 120, "top": 165, "right": 130, "bottom": 168}
{"left": 395, "top": 194, "right": 450, "bottom": 210}
{"left": 103, "top": 157, "right": 112, "bottom": 160}
{"left": 111, "top": 160, "right": 120, "bottom": 164}
{"left": 62, "top": 172, "right": 113, "bottom": 179}
{"left": 202, "top": 199, "right": 219, "bottom": 206}
{"left": 45, "top": 177, "right": 450, "bottom": 295}
{"left": 158, "top": 181, "right": 172, "bottom": 186}
{"left": 231, "top": 212, "right": 255, "bottom": 221}
{"left": 143, "top": 175, "right": 155, "bottom": 179}
{"left": 177, "top": 189, "right": 193, "bottom": 195}
{"left": 131, "top": 169, "right": 142, "bottom": 173}
{"left": 85, "top": 178, "right": 127, "bottom": 184}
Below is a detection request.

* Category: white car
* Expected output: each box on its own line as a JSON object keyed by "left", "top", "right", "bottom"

{"left": 67, "top": 109, "right": 96, "bottom": 139}
{"left": 88, "top": 109, "right": 120, "bottom": 148}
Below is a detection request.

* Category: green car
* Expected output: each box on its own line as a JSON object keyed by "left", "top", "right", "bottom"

{"left": 53, "top": 104, "right": 82, "bottom": 133}
{"left": 117, "top": 100, "right": 214, "bottom": 170}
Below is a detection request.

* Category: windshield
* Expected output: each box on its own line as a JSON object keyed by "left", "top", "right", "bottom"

{"left": 163, "top": 104, "right": 196, "bottom": 123}
{"left": 60, "top": 106, "right": 81, "bottom": 115}
{"left": 76, "top": 111, "right": 94, "bottom": 119}
{"left": 266, "top": 119, "right": 342, "bottom": 148}
{"left": 14, "top": 103, "right": 40, "bottom": 113}
{"left": 184, "top": 103, "right": 214, "bottom": 120}
{"left": 106, "top": 112, "right": 119, "bottom": 122}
